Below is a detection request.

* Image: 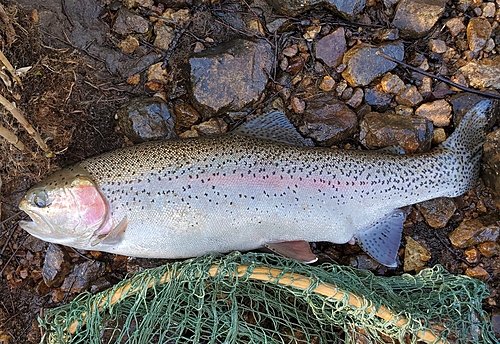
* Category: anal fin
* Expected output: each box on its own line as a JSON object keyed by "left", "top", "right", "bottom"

{"left": 355, "top": 210, "right": 406, "bottom": 268}
{"left": 265, "top": 241, "right": 318, "bottom": 264}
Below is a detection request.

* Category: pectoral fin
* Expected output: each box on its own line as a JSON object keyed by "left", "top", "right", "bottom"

{"left": 91, "top": 216, "right": 128, "bottom": 246}
{"left": 355, "top": 209, "right": 406, "bottom": 268}
{"left": 265, "top": 241, "right": 318, "bottom": 264}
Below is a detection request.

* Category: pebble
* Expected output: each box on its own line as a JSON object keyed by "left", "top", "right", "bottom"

{"left": 429, "top": 39, "right": 447, "bottom": 54}
{"left": 42, "top": 244, "right": 72, "bottom": 288}
{"left": 380, "top": 72, "right": 405, "bottom": 95}
{"left": 298, "top": 95, "right": 357, "bottom": 146}
{"left": 146, "top": 62, "right": 168, "bottom": 85}
{"left": 445, "top": 17, "right": 466, "bottom": 37}
{"left": 432, "top": 127, "right": 447, "bottom": 145}
{"left": 60, "top": 261, "right": 106, "bottom": 293}
{"left": 192, "top": 117, "right": 228, "bottom": 136}
{"left": 395, "top": 85, "right": 423, "bottom": 107}
{"left": 118, "top": 35, "right": 139, "bottom": 54}
{"left": 394, "top": 105, "right": 413, "bottom": 117}
{"left": 283, "top": 44, "right": 298, "bottom": 57}
{"left": 291, "top": 96, "right": 306, "bottom": 114}
{"left": 265, "top": 0, "right": 365, "bottom": 18}
{"left": 342, "top": 42, "right": 404, "bottom": 86}
{"left": 481, "top": 2, "right": 496, "bottom": 18}
{"left": 346, "top": 88, "right": 364, "bottom": 108}
{"left": 153, "top": 22, "right": 175, "bottom": 50}
{"left": 482, "top": 129, "right": 500, "bottom": 198}
{"left": 459, "top": 58, "right": 500, "bottom": 89}
{"left": 359, "top": 112, "right": 433, "bottom": 153}
{"left": 374, "top": 28, "right": 399, "bottom": 42}
{"left": 126, "top": 73, "right": 141, "bottom": 85}
{"left": 448, "top": 214, "right": 500, "bottom": 249}
{"left": 392, "top": 0, "right": 447, "bottom": 39}
{"left": 465, "top": 265, "right": 490, "bottom": 281}
{"left": 315, "top": 27, "right": 346, "bottom": 68}
{"left": 415, "top": 197, "right": 456, "bottom": 229}
{"left": 319, "top": 75, "right": 335, "bottom": 91}
{"left": 403, "top": 236, "right": 431, "bottom": 272}
{"left": 364, "top": 86, "right": 393, "bottom": 108}
{"left": 477, "top": 242, "right": 500, "bottom": 258}
{"left": 112, "top": 9, "right": 150, "bottom": 35}
{"left": 415, "top": 99, "right": 452, "bottom": 127}
{"left": 467, "top": 17, "right": 492, "bottom": 53}
{"left": 464, "top": 247, "right": 480, "bottom": 264}
{"left": 173, "top": 102, "right": 201, "bottom": 131}
{"left": 116, "top": 97, "right": 177, "bottom": 143}
{"left": 190, "top": 39, "right": 273, "bottom": 117}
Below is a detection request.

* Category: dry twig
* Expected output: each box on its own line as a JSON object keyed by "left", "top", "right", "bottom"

{"left": 0, "top": 123, "right": 23, "bottom": 150}
{"left": 0, "top": 50, "right": 22, "bottom": 88}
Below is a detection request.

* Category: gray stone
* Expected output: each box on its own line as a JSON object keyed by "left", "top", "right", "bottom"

{"left": 112, "top": 8, "right": 150, "bottom": 36}
{"left": 482, "top": 129, "right": 500, "bottom": 198}
{"left": 265, "top": 0, "right": 365, "bottom": 19}
{"left": 315, "top": 27, "right": 346, "bottom": 68}
{"left": 190, "top": 39, "right": 273, "bottom": 117}
{"left": 415, "top": 197, "right": 456, "bottom": 229}
{"left": 392, "top": 0, "right": 447, "bottom": 39}
{"left": 364, "top": 86, "right": 393, "bottom": 108}
{"left": 342, "top": 42, "right": 404, "bottom": 87}
{"left": 467, "top": 17, "right": 492, "bottom": 54}
{"left": 415, "top": 99, "right": 452, "bottom": 127}
{"left": 192, "top": 117, "right": 228, "bottom": 136}
{"left": 459, "top": 57, "right": 500, "bottom": 89}
{"left": 60, "top": 261, "right": 106, "bottom": 293}
{"left": 395, "top": 85, "right": 423, "bottom": 107}
{"left": 174, "top": 102, "right": 201, "bottom": 131}
{"left": 298, "top": 95, "right": 358, "bottom": 146}
{"left": 448, "top": 93, "right": 486, "bottom": 125}
{"left": 449, "top": 214, "right": 500, "bottom": 249}
{"left": 117, "top": 97, "right": 177, "bottom": 143}
{"left": 42, "top": 244, "right": 72, "bottom": 288}
{"left": 359, "top": 112, "right": 433, "bottom": 153}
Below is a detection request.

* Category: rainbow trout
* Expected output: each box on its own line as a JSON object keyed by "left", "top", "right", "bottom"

{"left": 19, "top": 100, "right": 493, "bottom": 267}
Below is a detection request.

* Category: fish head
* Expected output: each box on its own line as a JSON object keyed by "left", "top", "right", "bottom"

{"left": 19, "top": 166, "right": 110, "bottom": 247}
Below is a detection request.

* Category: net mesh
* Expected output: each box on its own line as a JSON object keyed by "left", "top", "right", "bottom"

{"left": 39, "top": 252, "right": 497, "bottom": 344}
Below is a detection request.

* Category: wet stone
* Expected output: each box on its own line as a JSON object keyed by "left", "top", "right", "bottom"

{"left": 346, "top": 88, "right": 364, "bottom": 108}
{"left": 112, "top": 8, "right": 150, "bottom": 36}
{"left": 315, "top": 27, "right": 346, "bottom": 68}
{"left": 60, "top": 261, "right": 106, "bottom": 293}
{"left": 380, "top": 72, "right": 405, "bottom": 95}
{"left": 319, "top": 75, "right": 335, "bottom": 91}
{"left": 392, "top": 0, "right": 446, "bottom": 39}
{"left": 429, "top": 39, "right": 447, "bottom": 54}
{"left": 364, "top": 86, "right": 393, "bottom": 108}
{"left": 415, "top": 99, "right": 452, "bottom": 127}
{"left": 465, "top": 266, "right": 490, "bottom": 281}
{"left": 432, "top": 127, "right": 446, "bottom": 145}
{"left": 190, "top": 39, "right": 273, "bottom": 117}
{"left": 192, "top": 117, "right": 228, "bottom": 136}
{"left": 265, "top": 0, "right": 366, "bottom": 18}
{"left": 467, "top": 17, "right": 492, "bottom": 54}
{"left": 403, "top": 236, "right": 431, "bottom": 272}
{"left": 459, "top": 57, "right": 500, "bottom": 89}
{"left": 478, "top": 242, "right": 500, "bottom": 258}
{"left": 298, "top": 95, "right": 357, "bottom": 146}
{"left": 395, "top": 85, "right": 423, "bottom": 107}
{"left": 342, "top": 42, "right": 404, "bottom": 86}
{"left": 117, "top": 97, "right": 177, "bottom": 143}
{"left": 448, "top": 214, "right": 500, "bottom": 249}
{"left": 359, "top": 112, "right": 433, "bottom": 153}
{"left": 483, "top": 129, "right": 500, "bottom": 198}
{"left": 415, "top": 197, "right": 456, "bottom": 228}
{"left": 42, "top": 244, "right": 71, "bottom": 288}
{"left": 173, "top": 102, "right": 201, "bottom": 131}
{"left": 446, "top": 17, "right": 466, "bottom": 37}
{"left": 464, "top": 247, "right": 480, "bottom": 264}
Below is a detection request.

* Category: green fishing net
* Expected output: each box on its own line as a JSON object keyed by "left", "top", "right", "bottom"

{"left": 39, "top": 252, "right": 496, "bottom": 343}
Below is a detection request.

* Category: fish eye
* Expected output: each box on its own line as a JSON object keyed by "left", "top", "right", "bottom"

{"left": 33, "top": 190, "right": 50, "bottom": 208}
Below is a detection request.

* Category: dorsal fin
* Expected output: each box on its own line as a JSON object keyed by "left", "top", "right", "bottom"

{"left": 232, "top": 110, "right": 313, "bottom": 147}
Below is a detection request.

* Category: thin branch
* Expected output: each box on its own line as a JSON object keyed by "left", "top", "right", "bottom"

{"left": 0, "top": 50, "right": 22, "bottom": 88}
{"left": 0, "top": 123, "right": 23, "bottom": 150}
{"left": 376, "top": 51, "right": 500, "bottom": 100}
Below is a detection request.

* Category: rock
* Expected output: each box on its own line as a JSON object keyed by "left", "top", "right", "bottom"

{"left": 364, "top": 86, "right": 393, "bottom": 108}
{"left": 380, "top": 72, "right": 405, "bottom": 95}
{"left": 342, "top": 42, "right": 404, "bottom": 86}
{"left": 403, "top": 236, "right": 431, "bottom": 272}
{"left": 492, "top": 313, "right": 500, "bottom": 338}
{"left": 448, "top": 93, "right": 486, "bottom": 125}
{"left": 42, "top": 244, "right": 72, "bottom": 288}
{"left": 477, "top": 242, "right": 500, "bottom": 258}
{"left": 467, "top": 17, "right": 492, "bottom": 54}
{"left": 190, "top": 39, "right": 273, "bottom": 117}
{"left": 482, "top": 129, "right": 500, "bottom": 198}
{"left": 192, "top": 117, "right": 228, "bottom": 136}
{"left": 482, "top": 2, "right": 496, "bottom": 17}
{"left": 319, "top": 75, "right": 336, "bottom": 91}
{"left": 415, "top": 100, "right": 452, "bottom": 127}
{"left": 315, "top": 27, "right": 346, "bottom": 68}
{"left": 349, "top": 254, "right": 381, "bottom": 270}
{"left": 374, "top": 28, "right": 399, "bottom": 42}
{"left": 173, "top": 102, "right": 201, "bottom": 131}
{"left": 395, "top": 85, "right": 423, "bottom": 107}
{"left": 464, "top": 247, "right": 480, "bottom": 263}
{"left": 298, "top": 95, "right": 357, "bottom": 146}
{"left": 448, "top": 214, "right": 500, "bottom": 249}
{"left": 153, "top": 22, "right": 175, "bottom": 50}
{"left": 265, "top": 0, "right": 365, "bottom": 18}
{"left": 445, "top": 17, "right": 466, "bottom": 37}
{"left": 146, "top": 62, "right": 168, "bottom": 85}
{"left": 60, "top": 261, "right": 106, "bottom": 293}
{"left": 283, "top": 44, "right": 298, "bottom": 57}
{"left": 359, "top": 112, "right": 433, "bottom": 153}
{"left": 291, "top": 97, "right": 306, "bottom": 114}
{"left": 432, "top": 127, "right": 446, "bottom": 145}
{"left": 415, "top": 197, "right": 456, "bottom": 229}
{"left": 346, "top": 88, "right": 364, "bottom": 108}
{"left": 118, "top": 35, "right": 139, "bottom": 54}
{"left": 465, "top": 265, "right": 490, "bottom": 281}
{"left": 429, "top": 39, "right": 447, "bottom": 54}
{"left": 112, "top": 8, "right": 150, "bottom": 36}
{"left": 117, "top": 97, "right": 177, "bottom": 143}
{"left": 460, "top": 57, "right": 500, "bottom": 89}
{"left": 392, "top": 0, "right": 447, "bottom": 39}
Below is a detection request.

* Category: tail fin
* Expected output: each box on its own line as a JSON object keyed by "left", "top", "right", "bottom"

{"left": 439, "top": 99, "right": 494, "bottom": 196}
